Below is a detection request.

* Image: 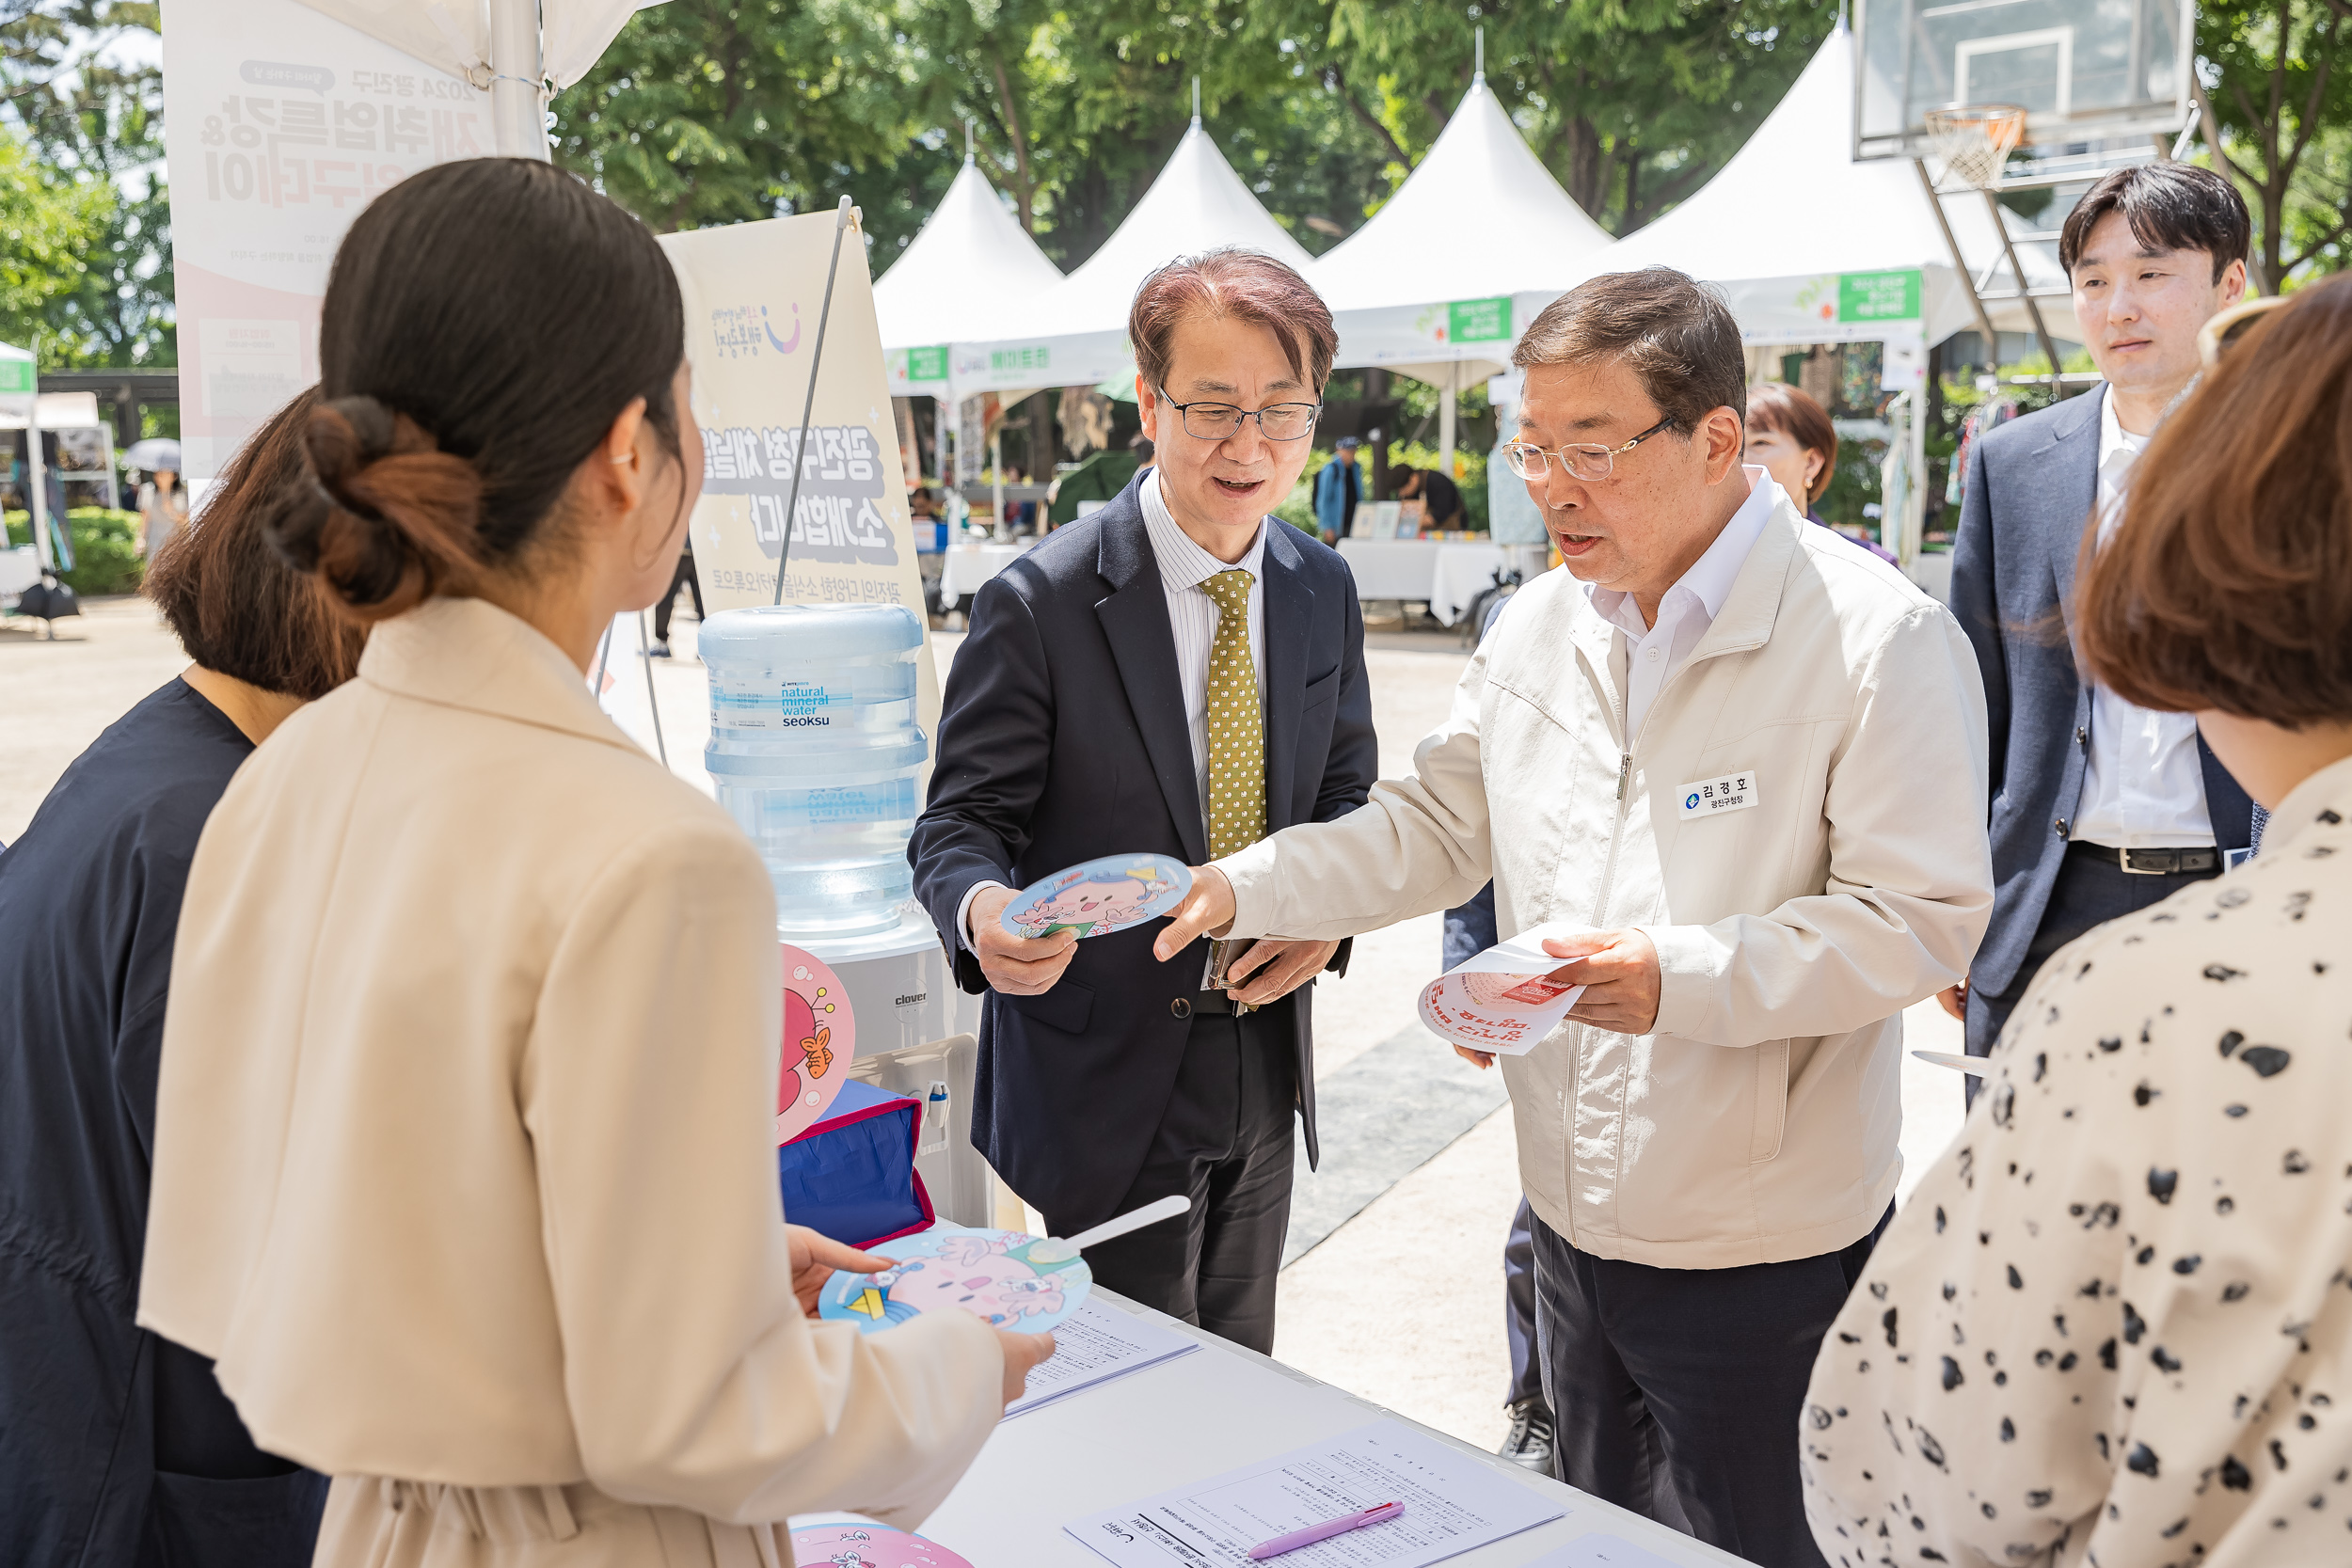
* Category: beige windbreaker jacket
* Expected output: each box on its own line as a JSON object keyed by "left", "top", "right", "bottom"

{"left": 1219, "top": 495, "right": 1994, "bottom": 1268}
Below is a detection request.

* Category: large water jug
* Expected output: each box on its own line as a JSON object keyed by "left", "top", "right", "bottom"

{"left": 700, "top": 603, "right": 928, "bottom": 937}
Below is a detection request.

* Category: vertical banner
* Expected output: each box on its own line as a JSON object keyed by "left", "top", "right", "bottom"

{"left": 660, "top": 213, "right": 942, "bottom": 738}
{"left": 162, "top": 0, "right": 488, "bottom": 485}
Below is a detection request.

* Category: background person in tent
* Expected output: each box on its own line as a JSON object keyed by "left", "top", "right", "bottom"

{"left": 1152, "top": 268, "right": 1991, "bottom": 1565}
{"left": 1942, "top": 163, "right": 2256, "bottom": 1075}
{"left": 1311, "top": 434, "right": 1361, "bottom": 542}
{"left": 911, "top": 247, "right": 1376, "bottom": 1354}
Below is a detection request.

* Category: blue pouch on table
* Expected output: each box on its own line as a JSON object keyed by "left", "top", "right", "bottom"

{"left": 777, "top": 1079, "right": 934, "bottom": 1249}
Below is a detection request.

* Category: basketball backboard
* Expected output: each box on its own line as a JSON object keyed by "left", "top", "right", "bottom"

{"left": 1852, "top": 0, "right": 2193, "bottom": 166}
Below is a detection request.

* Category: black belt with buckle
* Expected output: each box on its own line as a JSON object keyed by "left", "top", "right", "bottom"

{"left": 2074, "top": 842, "right": 2220, "bottom": 876}
{"left": 1186, "top": 990, "right": 1240, "bottom": 1016}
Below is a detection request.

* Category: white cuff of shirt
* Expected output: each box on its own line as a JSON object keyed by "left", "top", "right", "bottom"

{"left": 956, "top": 880, "right": 1011, "bottom": 952}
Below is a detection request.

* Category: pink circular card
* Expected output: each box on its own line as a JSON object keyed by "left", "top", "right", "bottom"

{"left": 776, "top": 944, "right": 855, "bottom": 1144}
{"left": 789, "top": 1523, "right": 975, "bottom": 1568}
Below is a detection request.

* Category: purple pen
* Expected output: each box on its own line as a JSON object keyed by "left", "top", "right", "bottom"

{"left": 1247, "top": 1500, "right": 1406, "bottom": 1560}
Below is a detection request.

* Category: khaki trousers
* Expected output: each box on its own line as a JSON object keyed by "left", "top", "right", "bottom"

{"left": 318, "top": 1477, "right": 795, "bottom": 1568}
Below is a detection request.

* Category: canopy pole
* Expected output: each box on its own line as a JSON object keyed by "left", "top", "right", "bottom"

{"left": 1191, "top": 76, "right": 1200, "bottom": 126}
{"left": 1474, "top": 26, "right": 1485, "bottom": 82}
{"left": 964, "top": 119, "right": 975, "bottom": 163}
{"left": 487, "top": 0, "right": 548, "bottom": 159}
{"left": 1438, "top": 364, "right": 1457, "bottom": 507}
{"left": 773, "top": 196, "right": 857, "bottom": 606}
{"left": 25, "top": 336, "right": 51, "bottom": 574}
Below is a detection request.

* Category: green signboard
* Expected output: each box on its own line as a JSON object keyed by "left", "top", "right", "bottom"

{"left": 1448, "top": 296, "right": 1512, "bottom": 344}
{"left": 989, "top": 344, "right": 1051, "bottom": 374}
{"left": 906, "top": 344, "right": 949, "bottom": 382}
{"left": 0, "top": 359, "right": 33, "bottom": 394}
{"left": 1838, "top": 270, "right": 1922, "bottom": 324}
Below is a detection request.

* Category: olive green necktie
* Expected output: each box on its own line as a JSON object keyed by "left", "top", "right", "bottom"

{"left": 1200, "top": 568, "right": 1264, "bottom": 861}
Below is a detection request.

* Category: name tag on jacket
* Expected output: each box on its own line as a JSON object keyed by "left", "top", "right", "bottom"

{"left": 1676, "top": 770, "right": 1756, "bottom": 819}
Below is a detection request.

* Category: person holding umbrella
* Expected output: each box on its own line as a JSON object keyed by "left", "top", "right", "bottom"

{"left": 127, "top": 437, "right": 190, "bottom": 559}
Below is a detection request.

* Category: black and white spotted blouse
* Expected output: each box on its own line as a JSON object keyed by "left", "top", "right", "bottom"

{"left": 1801, "top": 753, "right": 2352, "bottom": 1568}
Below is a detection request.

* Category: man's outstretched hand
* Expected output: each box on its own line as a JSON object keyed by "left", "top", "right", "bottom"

{"left": 1547, "top": 927, "right": 1663, "bottom": 1036}
{"left": 968, "top": 883, "right": 1079, "bottom": 996}
{"left": 1152, "top": 866, "right": 1237, "bottom": 961}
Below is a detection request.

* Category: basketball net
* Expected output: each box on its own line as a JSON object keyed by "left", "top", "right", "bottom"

{"left": 1925, "top": 104, "right": 2026, "bottom": 190}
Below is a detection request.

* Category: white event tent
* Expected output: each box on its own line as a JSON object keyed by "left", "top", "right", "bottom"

{"left": 1310, "top": 61, "right": 1613, "bottom": 470}
{"left": 950, "top": 109, "right": 1314, "bottom": 405}
{"left": 873, "top": 152, "right": 1065, "bottom": 403}
{"left": 1592, "top": 24, "right": 2068, "bottom": 378}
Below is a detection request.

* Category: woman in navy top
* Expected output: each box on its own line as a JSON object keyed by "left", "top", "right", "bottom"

{"left": 0, "top": 390, "right": 360, "bottom": 1566}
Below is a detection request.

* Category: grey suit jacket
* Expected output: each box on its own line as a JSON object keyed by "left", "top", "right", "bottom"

{"left": 1949, "top": 384, "right": 2253, "bottom": 997}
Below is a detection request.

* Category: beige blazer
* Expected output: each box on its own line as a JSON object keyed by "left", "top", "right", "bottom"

{"left": 1220, "top": 498, "right": 1994, "bottom": 1268}
{"left": 138, "top": 597, "right": 1001, "bottom": 1536}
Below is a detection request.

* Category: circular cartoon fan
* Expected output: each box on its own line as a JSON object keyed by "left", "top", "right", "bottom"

{"left": 790, "top": 1521, "right": 975, "bottom": 1568}
{"left": 776, "top": 944, "right": 854, "bottom": 1144}
{"left": 818, "top": 1226, "right": 1092, "bottom": 1337}
{"left": 999, "top": 853, "right": 1192, "bottom": 941}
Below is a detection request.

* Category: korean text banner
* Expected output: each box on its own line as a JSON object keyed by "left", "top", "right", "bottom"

{"left": 161, "top": 0, "right": 489, "bottom": 484}
{"left": 660, "top": 214, "right": 941, "bottom": 737}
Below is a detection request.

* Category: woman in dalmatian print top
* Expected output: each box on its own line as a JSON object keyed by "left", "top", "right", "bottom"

{"left": 1801, "top": 276, "right": 2352, "bottom": 1567}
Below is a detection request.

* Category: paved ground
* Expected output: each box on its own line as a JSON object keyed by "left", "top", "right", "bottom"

{"left": 0, "top": 590, "right": 1971, "bottom": 1457}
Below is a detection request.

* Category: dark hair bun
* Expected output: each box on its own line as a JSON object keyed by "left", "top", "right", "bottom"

{"left": 274, "top": 394, "right": 485, "bottom": 620}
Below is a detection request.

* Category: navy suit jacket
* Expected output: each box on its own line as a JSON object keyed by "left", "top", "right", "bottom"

{"left": 910, "top": 478, "right": 1378, "bottom": 1228}
{"left": 1949, "top": 385, "right": 2253, "bottom": 996}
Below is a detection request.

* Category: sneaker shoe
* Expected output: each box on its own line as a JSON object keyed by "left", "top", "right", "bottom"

{"left": 1499, "top": 1399, "right": 1555, "bottom": 1473}
{"left": 648, "top": 641, "right": 672, "bottom": 658}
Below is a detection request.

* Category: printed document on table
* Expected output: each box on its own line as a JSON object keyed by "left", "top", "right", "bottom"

{"left": 1002, "top": 1296, "right": 1200, "bottom": 1418}
{"left": 1066, "top": 1419, "right": 1566, "bottom": 1567}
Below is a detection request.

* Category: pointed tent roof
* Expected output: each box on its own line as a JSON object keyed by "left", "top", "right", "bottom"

{"left": 1592, "top": 26, "right": 2065, "bottom": 344}
{"left": 873, "top": 156, "right": 1064, "bottom": 357}
{"left": 950, "top": 117, "right": 1314, "bottom": 399}
{"left": 1314, "top": 73, "right": 1611, "bottom": 319}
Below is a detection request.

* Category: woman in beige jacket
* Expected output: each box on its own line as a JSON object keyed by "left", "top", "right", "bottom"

{"left": 135, "top": 159, "right": 1049, "bottom": 1567}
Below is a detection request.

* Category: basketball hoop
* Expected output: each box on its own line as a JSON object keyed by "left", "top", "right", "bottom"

{"left": 1924, "top": 104, "right": 2026, "bottom": 190}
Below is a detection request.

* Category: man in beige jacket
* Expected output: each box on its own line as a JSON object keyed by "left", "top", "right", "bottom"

{"left": 1170, "top": 269, "right": 1994, "bottom": 1566}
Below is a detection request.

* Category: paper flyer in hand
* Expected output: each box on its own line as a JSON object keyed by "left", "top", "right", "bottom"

{"left": 1001, "top": 854, "right": 1192, "bottom": 941}
{"left": 1416, "top": 922, "right": 1594, "bottom": 1055}
{"left": 790, "top": 1521, "right": 976, "bottom": 1568}
{"left": 776, "top": 945, "right": 854, "bottom": 1144}
{"left": 818, "top": 1225, "right": 1091, "bottom": 1336}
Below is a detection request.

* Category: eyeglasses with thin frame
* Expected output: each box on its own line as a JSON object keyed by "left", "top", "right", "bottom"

{"left": 1156, "top": 388, "right": 1323, "bottom": 443}
{"left": 1502, "top": 414, "right": 1677, "bottom": 483}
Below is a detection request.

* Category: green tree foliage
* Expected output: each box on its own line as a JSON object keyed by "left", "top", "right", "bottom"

{"left": 0, "top": 132, "right": 111, "bottom": 349}
{"left": 554, "top": 0, "right": 1827, "bottom": 269}
{"left": 1, "top": 0, "right": 172, "bottom": 366}
{"left": 2193, "top": 0, "right": 2352, "bottom": 289}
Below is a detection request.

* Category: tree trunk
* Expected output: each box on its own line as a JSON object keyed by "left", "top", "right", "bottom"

{"left": 989, "top": 49, "right": 1037, "bottom": 232}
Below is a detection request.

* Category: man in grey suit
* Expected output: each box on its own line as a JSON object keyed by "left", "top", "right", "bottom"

{"left": 1947, "top": 163, "right": 2255, "bottom": 1066}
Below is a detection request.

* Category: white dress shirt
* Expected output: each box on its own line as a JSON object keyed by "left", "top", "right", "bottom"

{"left": 1585, "top": 465, "right": 1777, "bottom": 739}
{"left": 2072, "top": 388, "right": 2214, "bottom": 848}
{"left": 958, "top": 468, "right": 1266, "bottom": 946}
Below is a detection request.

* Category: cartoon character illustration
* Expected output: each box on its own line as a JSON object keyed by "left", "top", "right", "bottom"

{"left": 1013, "top": 876, "right": 1152, "bottom": 939}
{"left": 775, "top": 960, "right": 849, "bottom": 1142}
{"left": 855, "top": 1233, "right": 1075, "bottom": 1327}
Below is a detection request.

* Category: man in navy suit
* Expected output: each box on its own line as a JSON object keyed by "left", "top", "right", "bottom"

{"left": 1947, "top": 164, "right": 2253, "bottom": 1066}
{"left": 911, "top": 249, "right": 1375, "bottom": 1352}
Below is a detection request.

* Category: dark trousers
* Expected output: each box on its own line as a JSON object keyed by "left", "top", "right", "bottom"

{"left": 1529, "top": 1206, "right": 1890, "bottom": 1568}
{"left": 653, "top": 548, "right": 703, "bottom": 642}
{"left": 1046, "top": 1005, "right": 1297, "bottom": 1354}
{"left": 1503, "top": 1197, "right": 1542, "bottom": 1408}
{"left": 1967, "top": 842, "right": 2219, "bottom": 1081}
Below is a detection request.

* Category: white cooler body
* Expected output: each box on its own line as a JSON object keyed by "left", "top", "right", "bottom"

{"left": 795, "top": 910, "right": 993, "bottom": 1227}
